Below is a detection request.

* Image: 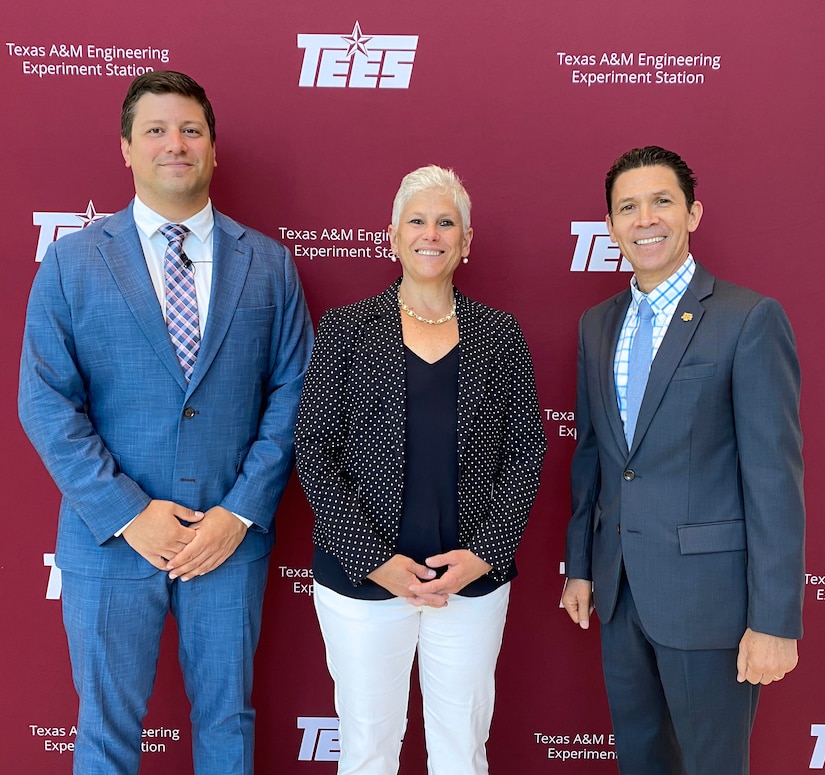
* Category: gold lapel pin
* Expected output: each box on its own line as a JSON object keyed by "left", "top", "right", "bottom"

{"left": 681, "top": 312, "right": 694, "bottom": 322}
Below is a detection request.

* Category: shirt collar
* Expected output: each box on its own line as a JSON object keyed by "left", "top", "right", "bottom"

{"left": 630, "top": 254, "right": 695, "bottom": 315}
{"left": 132, "top": 196, "right": 214, "bottom": 243}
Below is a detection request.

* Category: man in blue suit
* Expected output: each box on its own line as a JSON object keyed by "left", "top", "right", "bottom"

{"left": 562, "top": 146, "right": 804, "bottom": 775}
{"left": 18, "top": 71, "right": 313, "bottom": 775}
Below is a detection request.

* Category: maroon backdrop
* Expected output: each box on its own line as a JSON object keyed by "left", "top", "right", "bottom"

{"left": 2, "top": 1, "right": 824, "bottom": 772}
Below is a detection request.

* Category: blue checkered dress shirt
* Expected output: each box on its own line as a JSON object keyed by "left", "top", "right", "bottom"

{"left": 614, "top": 255, "right": 696, "bottom": 430}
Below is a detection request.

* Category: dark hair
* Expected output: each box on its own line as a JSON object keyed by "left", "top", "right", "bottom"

{"left": 605, "top": 146, "right": 697, "bottom": 215}
{"left": 121, "top": 70, "right": 215, "bottom": 143}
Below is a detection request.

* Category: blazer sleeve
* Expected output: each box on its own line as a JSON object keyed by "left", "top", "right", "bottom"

{"left": 565, "top": 311, "right": 601, "bottom": 581}
{"left": 464, "top": 317, "right": 547, "bottom": 579}
{"left": 294, "top": 310, "right": 396, "bottom": 583}
{"left": 733, "top": 297, "right": 805, "bottom": 639}
{"left": 218, "top": 246, "right": 314, "bottom": 528}
{"left": 18, "top": 243, "right": 152, "bottom": 542}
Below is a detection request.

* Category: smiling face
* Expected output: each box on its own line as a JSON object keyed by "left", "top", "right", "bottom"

{"left": 606, "top": 165, "right": 703, "bottom": 293}
{"left": 120, "top": 92, "right": 216, "bottom": 221}
{"left": 388, "top": 188, "right": 473, "bottom": 286}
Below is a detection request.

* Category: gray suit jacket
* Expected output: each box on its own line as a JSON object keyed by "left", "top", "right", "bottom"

{"left": 566, "top": 263, "right": 804, "bottom": 649}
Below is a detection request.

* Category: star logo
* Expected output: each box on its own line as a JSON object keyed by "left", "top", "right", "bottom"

{"left": 76, "top": 200, "right": 108, "bottom": 228}
{"left": 297, "top": 22, "right": 418, "bottom": 89}
{"left": 32, "top": 200, "right": 113, "bottom": 262}
{"left": 341, "top": 21, "right": 372, "bottom": 60}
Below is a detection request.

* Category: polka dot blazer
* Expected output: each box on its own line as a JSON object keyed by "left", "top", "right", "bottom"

{"left": 295, "top": 278, "right": 547, "bottom": 587}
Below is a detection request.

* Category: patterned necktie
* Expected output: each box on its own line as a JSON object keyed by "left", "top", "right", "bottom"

{"left": 160, "top": 223, "right": 200, "bottom": 381}
{"left": 625, "top": 299, "right": 653, "bottom": 447}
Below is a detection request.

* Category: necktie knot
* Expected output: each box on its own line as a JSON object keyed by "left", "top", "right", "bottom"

{"left": 160, "top": 222, "right": 190, "bottom": 246}
{"left": 638, "top": 298, "right": 653, "bottom": 322}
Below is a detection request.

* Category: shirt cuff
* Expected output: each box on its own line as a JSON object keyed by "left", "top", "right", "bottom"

{"left": 115, "top": 515, "right": 137, "bottom": 537}
{"left": 233, "top": 512, "right": 253, "bottom": 528}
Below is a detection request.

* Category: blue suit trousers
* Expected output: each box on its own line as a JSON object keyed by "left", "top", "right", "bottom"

{"left": 62, "top": 556, "right": 269, "bottom": 775}
{"left": 601, "top": 571, "right": 760, "bottom": 775}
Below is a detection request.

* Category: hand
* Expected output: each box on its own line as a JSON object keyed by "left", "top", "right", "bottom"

{"left": 367, "top": 554, "right": 445, "bottom": 607}
{"left": 407, "top": 550, "right": 493, "bottom": 600}
{"left": 122, "top": 499, "right": 204, "bottom": 570}
{"left": 736, "top": 628, "right": 798, "bottom": 685}
{"left": 165, "top": 506, "right": 248, "bottom": 581}
{"left": 561, "top": 578, "right": 594, "bottom": 629}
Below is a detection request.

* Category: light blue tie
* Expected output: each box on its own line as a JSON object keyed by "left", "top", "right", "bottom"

{"left": 625, "top": 299, "right": 653, "bottom": 446}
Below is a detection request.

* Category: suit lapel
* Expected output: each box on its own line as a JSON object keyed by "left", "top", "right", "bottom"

{"left": 456, "top": 293, "right": 491, "bottom": 464}
{"left": 629, "top": 265, "right": 714, "bottom": 454}
{"left": 358, "top": 281, "right": 406, "bottom": 467}
{"left": 600, "top": 293, "right": 631, "bottom": 455}
{"left": 99, "top": 207, "right": 188, "bottom": 390}
{"left": 187, "top": 212, "right": 251, "bottom": 393}
{"left": 364, "top": 283, "right": 406, "bottom": 383}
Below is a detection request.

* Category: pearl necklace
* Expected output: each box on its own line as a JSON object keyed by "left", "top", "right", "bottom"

{"left": 397, "top": 293, "right": 457, "bottom": 325}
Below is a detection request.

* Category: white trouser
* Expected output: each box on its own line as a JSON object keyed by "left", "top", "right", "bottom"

{"left": 314, "top": 581, "right": 511, "bottom": 775}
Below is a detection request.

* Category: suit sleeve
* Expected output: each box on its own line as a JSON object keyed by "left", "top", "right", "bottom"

{"left": 565, "top": 311, "right": 601, "bottom": 581}
{"left": 218, "top": 246, "right": 314, "bottom": 529}
{"left": 18, "top": 244, "right": 152, "bottom": 542}
{"left": 733, "top": 297, "right": 805, "bottom": 639}
{"left": 294, "top": 311, "right": 397, "bottom": 583}
{"left": 464, "top": 318, "right": 547, "bottom": 580}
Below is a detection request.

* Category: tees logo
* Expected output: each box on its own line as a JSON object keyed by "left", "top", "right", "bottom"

{"left": 570, "top": 221, "right": 632, "bottom": 272}
{"left": 298, "top": 21, "right": 418, "bottom": 88}
{"left": 297, "top": 717, "right": 340, "bottom": 761}
{"left": 44, "top": 553, "right": 62, "bottom": 600}
{"left": 812, "top": 724, "right": 825, "bottom": 768}
{"left": 33, "top": 200, "right": 111, "bottom": 262}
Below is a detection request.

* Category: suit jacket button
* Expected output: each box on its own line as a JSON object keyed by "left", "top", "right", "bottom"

{"left": 623, "top": 470, "right": 635, "bottom": 481}
{"left": 617, "top": 524, "right": 621, "bottom": 533}
{"left": 183, "top": 407, "right": 196, "bottom": 419}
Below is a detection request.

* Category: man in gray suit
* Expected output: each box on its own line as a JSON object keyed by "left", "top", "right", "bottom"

{"left": 562, "top": 146, "right": 804, "bottom": 775}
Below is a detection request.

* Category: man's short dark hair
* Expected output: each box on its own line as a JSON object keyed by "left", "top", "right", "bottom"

{"left": 121, "top": 70, "right": 216, "bottom": 143}
{"left": 605, "top": 146, "right": 697, "bottom": 216}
